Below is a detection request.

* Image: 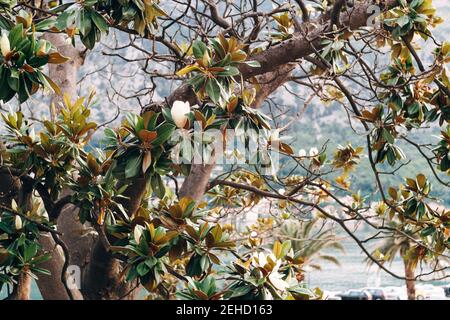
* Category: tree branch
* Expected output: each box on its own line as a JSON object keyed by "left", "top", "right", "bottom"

{"left": 329, "top": 0, "right": 346, "bottom": 31}
{"left": 294, "top": 0, "right": 309, "bottom": 22}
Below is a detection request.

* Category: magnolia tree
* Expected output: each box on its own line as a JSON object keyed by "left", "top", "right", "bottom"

{"left": 0, "top": 0, "right": 449, "bottom": 300}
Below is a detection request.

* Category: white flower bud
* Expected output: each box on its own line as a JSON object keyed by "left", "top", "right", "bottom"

{"left": 298, "top": 149, "right": 306, "bottom": 157}
{"left": 309, "top": 147, "right": 319, "bottom": 157}
{"left": 171, "top": 100, "right": 191, "bottom": 128}
{"left": 1, "top": 33, "right": 11, "bottom": 57}
{"left": 133, "top": 226, "right": 143, "bottom": 244}
{"left": 14, "top": 215, "right": 22, "bottom": 230}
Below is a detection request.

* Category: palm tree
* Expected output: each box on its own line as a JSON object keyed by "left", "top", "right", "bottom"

{"left": 278, "top": 219, "right": 345, "bottom": 270}
{"left": 367, "top": 226, "right": 422, "bottom": 300}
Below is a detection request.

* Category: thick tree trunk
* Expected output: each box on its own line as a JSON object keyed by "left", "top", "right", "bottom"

{"left": 36, "top": 234, "right": 84, "bottom": 300}
{"left": 179, "top": 163, "right": 216, "bottom": 201}
{"left": 36, "top": 192, "right": 92, "bottom": 300}
{"left": 80, "top": 177, "right": 148, "bottom": 300}
{"left": 83, "top": 241, "right": 139, "bottom": 300}
{"left": 40, "top": 31, "right": 137, "bottom": 300}
{"left": 35, "top": 31, "right": 92, "bottom": 300}
{"left": 0, "top": 158, "right": 32, "bottom": 300}
{"left": 43, "top": 33, "right": 84, "bottom": 117}
{"left": 9, "top": 272, "right": 31, "bottom": 300}
{"left": 117, "top": 176, "right": 149, "bottom": 217}
{"left": 10, "top": 183, "right": 34, "bottom": 300}
{"left": 251, "top": 64, "right": 295, "bottom": 108}
{"left": 56, "top": 194, "right": 96, "bottom": 279}
{"left": 404, "top": 261, "right": 416, "bottom": 300}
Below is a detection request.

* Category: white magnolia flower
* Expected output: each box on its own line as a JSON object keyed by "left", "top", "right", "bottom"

{"left": 268, "top": 261, "right": 289, "bottom": 291}
{"left": 309, "top": 147, "right": 319, "bottom": 157}
{"left": 256, "top": 252, "right": 268, "bottom": 267}
{"left": 171, "top": 100, "right": 191, "bottom": 128}
{"left": 14, "top": 215, "right": 22, "bottom": 230}
{"left": 133, "top": 225, "right": 143, "bottom": 244}
{"left": 253, "top": 251, "right": 277, "bottom": 269}
{"left": 253, "top": 252, "right": 289, "bottom": 291}
{"left": 1, "top": 33, "right": 10, "bottom": 57}
{"left": 268, "top": 273, "right": 289, "bottom": 291}
{"left": 298, "top": 149, "right": 306, "bottom": 157}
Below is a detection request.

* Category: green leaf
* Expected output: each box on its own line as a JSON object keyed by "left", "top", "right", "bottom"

{"left": 18, "top": 76, "right": 32, "bottom": 103}
{"left": 29, "top": 267, "right": 51, "bottom": 276}
{"left": 199, "top": 254, "right": 209, "bottom": 273}
{"left": 0, "top": 222, "right": 13, "bottom": 234}
{"left": 51, "top": 2, "right": 76, "bottom": 14}
{"left": 210, "top": 39, "right": 225, "bottom": 58}
{"left": 34, "top": 19, "right": 56, "bottom": 31}
{"left": 144, "top": 257, "right": 158, "bottom": 269}
{"left": 136, "top": 261, "right": 150, "bottom": 276}
{"left": 7, "top": 70, "right": 19, "bottom": 92}
{"left": 280, "top": 240, "right": 292, "bottom": 257}
{"left": 150, "top": 174, "right": 166, "bottom": 199}
{"left": 78, "top": 9, "right": 92, "bottom": 36}
{"left": 440, "top": 153, "right": 450, "bottom": 172}
{"left": 31, "top": 252, "right": 51, "bottom": 265}
{"left": 8, "top": 24, "right": 23, "bottom": 48}
{"left": 81, "top": 28, "right": 96, "bottom": 50}
{"left": 404, "top": 198, "right": 417, "bottom": 216}
{"left": 288, "top": 285, "right": 316, "bottom": 299}
{"left": 28, "top": 56, "right": 49, "bottom": 68}
{"left": 23, "top": 242, "right": 38, "bottom": 262}
{"left": 126, "top": 265, "right": 139, "bottom": 282}
{"left": 125, "top": 152, "right": 143, "bottom": 178}
{"left": 396, "top": 15, "right": 410, "bottom": 28}
{"left": 188, "top": 75, "right": 206, "bottom": 92}
{"left": 382, "top": 128, "right": 395, "bottom": 144}
{"left": 386, "top": 146, "right": 396, "bottom": 165}
{"left": 217, "top": 66, "right": 240, "bottom": 77}
{"left": 192, "top": 40, "right": 208, "bottom": 59}
{"left": 420, "top": 225, "right": 435, "bottom": 237}
{"left": 206, "top": 78, "right": 221, "bottom": 104}
{"left": 229, "top": 285, "right": 252, "bottom": 298}
{"left": 161, "top": 107, "right": 173, "bottom": 123}
{"left": 416, "top": 201, "right": 426, "bottom": 219}
{"left": 408, "top": 101, "right": 420, "bottom": 114}
{"left": 0, "top": 274, "right": 12, "bottom": 288}
{"left": 130, "top": 113, "right": 145, "bottom": 133}
{"left": 0, "top": 15, "right": 13, "bottom": 30}
{"left": 90, "top": 10, "right": 109, "bottom": 33}
{"left": 152, "top": 123, "right": 176, "bottom": 146}
{"left": 388, "top": 93, "right": 403, "bottom": 111}
{"left": 244, "top": 60, "right": 261, "bottom": 68}
{"left": 186, "top": 254, "right": 203, "bottom": 277}
{"left": 55, "top": 10, "right": 76, "bottom": 31}
{"left": 103, "top": 128, "right": 118, "bottom": 149}
{"left": 410, "top": 0, "right": 424, "bottom": 9}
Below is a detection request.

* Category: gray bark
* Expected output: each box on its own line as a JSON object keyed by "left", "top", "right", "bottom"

{"left": 35, "top": 31, "right": 90, "bottom": 300}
